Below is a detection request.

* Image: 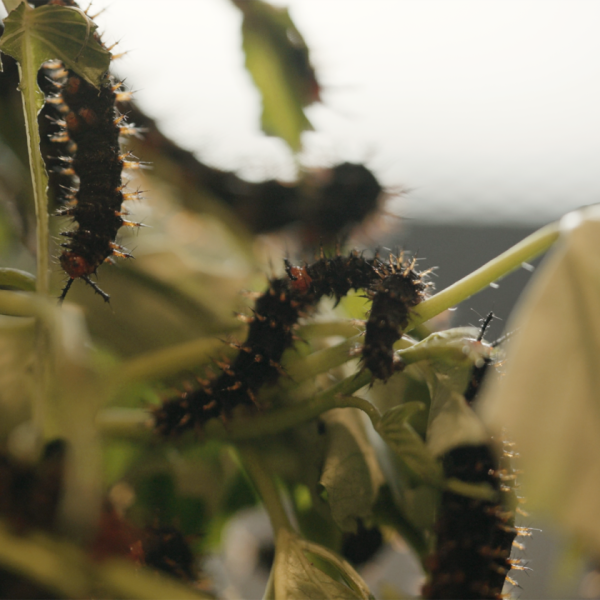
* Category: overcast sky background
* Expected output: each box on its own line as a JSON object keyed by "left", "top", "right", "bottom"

{"left": 3, "top": 0, "right": 599, "bottom": 224}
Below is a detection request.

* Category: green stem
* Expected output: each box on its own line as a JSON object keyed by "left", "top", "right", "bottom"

{"left": 336, "top": 394, "right": 382, "bottom": 428}
{"left": 102, "top": 223, "right": 562, "bottom": 443}
{"left": 120, "top": 224, "right": 559, "bottom": 388}
{"left": 296, "top": 319, "right": 364, "bottom": 340}
{"left": 17, "top": 64, "right": 49, "bottom": 296}
{"left": 14, "top": 17, "right": 52, "bottom": 435}
{"left": 407, "top": 220, "right": 560, "bottom": 330}
{"left": 285, "top": 334, "right": 362, "bottom": 381}
{"left": 285, "top": 336, "right": 415, "bottom": 384}
{"left": 236, "top": 444, "right": 292, "bottom": 535}
{"left": 117, "top": 319, "right": 361, "bottom": 386}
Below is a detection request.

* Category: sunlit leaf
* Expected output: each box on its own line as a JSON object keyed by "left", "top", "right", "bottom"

{"left": 479, "top": 206, "right": 600, "bottom": 552}
{"left": 236, "top": 0, "right": 318, "bottom": 151}
{"left": 0, "top": 3, "right": 109, "bottom": 109}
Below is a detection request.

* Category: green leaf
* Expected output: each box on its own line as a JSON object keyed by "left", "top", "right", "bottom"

{"left": 2, "top": 0, "right": 24, "bottom": 15}
{"left": 426, "top": 386, "right": 488, "bottom": 457}
{"left": 237, "top": 0, "right": 317, "bottom": 151}
{"left": 479, "top": 206, "right": 600, "bottom": 553}
{"left": 319, "top": 408, "right": 385, "bottom": 533}
{"left": 378, "top": 403, "right": 443, "bottom": 485}
{"left": 272, "top": 529, "right": 374, "bottom": 600}
{"left": 0, "top": 3, "right": 110, "bottom": 96}
{"left": 413, "top": 336, "right": 490, "bottom": 456}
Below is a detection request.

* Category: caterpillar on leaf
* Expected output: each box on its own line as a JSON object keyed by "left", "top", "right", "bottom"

{"left": 154, "top": 250, "right": 429, "bottom": 436}
{"left": 423, "top": 314, "right": 526, "bottom": 599}
{"left": 37, "top": 0, "right": 143, "bottom": 303}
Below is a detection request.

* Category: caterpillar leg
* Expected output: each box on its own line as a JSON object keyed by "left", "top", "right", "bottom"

{"left": 82, "top": 276, "right": 110, "bottom": 303}
{"left": 58, "top": 278, "right": 74, "bottom": 304}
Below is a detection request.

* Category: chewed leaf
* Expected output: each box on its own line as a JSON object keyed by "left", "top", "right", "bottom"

{"left": 236, "top": 0, "right": 317, "bottom": 151}
{"left": 319, "top": 409, "right": 385, "bottom": 533}
{"left": 272, "top": 529, "right": 374, "bottom": 600}
{"left": 0, "top": 3, "right": 109, "bottom": 99}
{"left": 479, "top": 206, "right": 600, "bottom": 552}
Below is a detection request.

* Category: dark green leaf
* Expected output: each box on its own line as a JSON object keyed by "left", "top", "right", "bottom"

{"left": 319, "top": 409, "right": 385, "bottom": 533}
{"left": 378, "top": 403, "right": 443, "bottom": 486}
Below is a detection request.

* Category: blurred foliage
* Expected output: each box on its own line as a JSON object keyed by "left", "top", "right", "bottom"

{"left": 0, "top": 1, "right": 596, "bottom": 599}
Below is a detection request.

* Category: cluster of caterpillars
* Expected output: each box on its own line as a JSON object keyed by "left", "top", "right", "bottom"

{"left": 39, "top": 0, "right": 142, "bottom": 303}
{"left": 153, "top": 250, "right": 430, "bottom": 436}
{"left": 422, "top": 314, "right": 530, "bottom": 599}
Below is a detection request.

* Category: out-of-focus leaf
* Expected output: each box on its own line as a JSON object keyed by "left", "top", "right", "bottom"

{"left": 2, "top": 1, "right": 24, "bottom": 15}
{"left": 236, "top": 0, "right": 319, "bottom": 151}
{"left": 479, "top": 206, "right": 600, "bottom": 552}
{"left": 0, "top": 267, "right": 35, "bottom": 290}
{"left": 319, "top": 409, "right": 385, "bottom": 533}
{"left": 103, "top": 439, "right": 143, "bottom": 486}
{"left": 0, "top": 314, "right": 35, "bottom": 436}
{"left": 378, "top": 402, "right": 443, "bottom": 485}
{"left": 0, "top": 3, "right": 109, "bottom": 108}
{"left": 378, "top": 582, "right": 412, "bottom": 600}
{"left": 272, "top": 528, "right": 374, "bottom": 600}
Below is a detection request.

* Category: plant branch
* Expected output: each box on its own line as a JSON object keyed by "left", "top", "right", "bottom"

{"left": 236, "top": 444, "right": 293, "bottom": 535}
{"left": 119, "top": 223, "right": 559, "bottom": 389}
{"left": 407, "top": 220, "right": 560, "bottom": 330}
{"left": 16, "top": 57, "right": 49, "bottom": 296}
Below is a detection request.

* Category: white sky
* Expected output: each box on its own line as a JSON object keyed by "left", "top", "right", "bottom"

{"left": 3, "top": 0, "right": 600, "bottom": 224}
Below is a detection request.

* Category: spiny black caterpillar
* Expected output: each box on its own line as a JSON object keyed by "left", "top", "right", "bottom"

{"left": 154, "top": 250, "right": 429, "bottom": 436}
{"left": 38, "top": 0, "right": 143, "bottom": 303}
{"left": 423, "top": 313, "right": 528, "bottom": 599}
{"left": 362, "top": 254, "right": 430, "bottom": 381}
